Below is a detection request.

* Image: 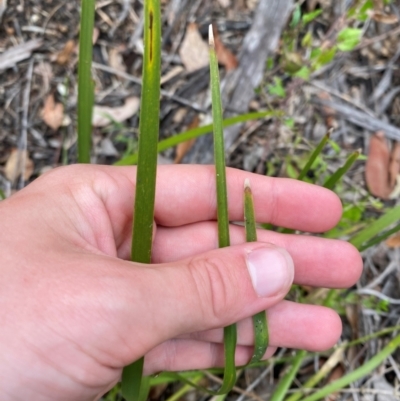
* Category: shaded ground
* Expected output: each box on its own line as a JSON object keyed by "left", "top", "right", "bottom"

{"left": 1, "top": 0, "right": 400, "bottom": 400}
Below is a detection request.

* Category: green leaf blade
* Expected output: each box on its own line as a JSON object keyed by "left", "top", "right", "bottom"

{"left": 77, "top": 0, "right": 95, "bottom": 163}
{"left": 121, "top": 1, "right": 162, "bottom": 400}
{"left": 244, "top": 179, "right": 269, "bottom": 364}
{"left": 209, "top": 24, "right": 237, "bottom": 394}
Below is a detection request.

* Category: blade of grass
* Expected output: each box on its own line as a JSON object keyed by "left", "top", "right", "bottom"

{"left": 286, "top": 327, "right": 400, "bottom": 401}
{"left": 349, "top": 205, "right": 400, "bottom": 250}
{"left": 284, "top": 346, "right": 345, "bottom": 401}
{"left": 164, "top": 374, "right": 203, "bottom": 401}
{"left": 297, "top": 130, "right": 331, "bottom": 181}
{"left": 358, "top": 222, "right": 400, "bottom": 251}
{"left": 77, "top": 0, "right": 95, "bottom": 163}
{"left": 269, "top": 350, "right": 307, "bottom": 401}
{"left": 244, "top": 179, "right": 269, "bottom": 364}
{"left": 209, "top": 23, "right": 237, "bottom": 394}
{"left": 268, "top": 290, "right": 337, "bottom": 401}
{"left": 114, "top": 111, "right": 281, "bottom": 166}
{"left": 121, "top": 1, "right": 161, "bottom": 400}
{"left": 323, "top": 150, "right": 360, "bottom": 190}
{"left": 298, "top": 333, "right": 400, "bottom": 401}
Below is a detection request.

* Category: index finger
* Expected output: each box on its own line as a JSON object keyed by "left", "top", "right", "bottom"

{"left": 151, "top": 165, "right": 341, "bottom": 232}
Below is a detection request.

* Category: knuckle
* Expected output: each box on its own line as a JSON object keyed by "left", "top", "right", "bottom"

{"left": 188, "top": 255, "right": 236, "bottom": 323}
{"left": 162, "top": 340, "right": 179, "bottom": 371}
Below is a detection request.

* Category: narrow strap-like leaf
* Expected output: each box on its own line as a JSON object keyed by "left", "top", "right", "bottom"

{"left": 150, "top": 28, "right": 239, "bottom": 395}
{"left": 121, "top": 1, "right": 161, "bottom": 400}
{"left": 297, "top": 130, "right": 331, "bottom": 181}
{"left": 297, "top": 333, "right": 400, "bottom": 401}
{"left": 114, "top": 111, "right": 280, "bottom": 166}
{"left": 77, "top": 0, "right": 95, "bottom": 163}
{"left": 244, "top": 179, "right": 269, "bottom": 363}
{"left": 323, "top": 150, "right": 360, "bottom": 190}
{"left": 349, "top": 203, "right": 400, "bottom": 250}
{"left": 209, "top": 23, "right": 237, "bottom": 394}
{"left": 269, "top": 350, "right": 307, "bottom": 401}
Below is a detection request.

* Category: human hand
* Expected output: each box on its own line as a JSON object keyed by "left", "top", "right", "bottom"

{"left": 0, "top": 165, "right": 362, "bottom": 401}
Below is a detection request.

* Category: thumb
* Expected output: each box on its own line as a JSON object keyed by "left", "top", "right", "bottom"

{"left": 118, "top": 242, "right": 294, "bottom": 356}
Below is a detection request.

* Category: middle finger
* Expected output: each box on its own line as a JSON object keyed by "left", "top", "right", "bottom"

{"left": 152, "top": 222, "right": 362, "bottom": 288}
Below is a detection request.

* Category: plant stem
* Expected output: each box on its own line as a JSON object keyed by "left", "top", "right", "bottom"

{"left": 349, "top": 204, "right": 400, "bottom": 250}
{"left": 297, "top": 130, "right": 331, "bottom": 181}
{"left": 323, "top": 150, "right": 360, "bottom": 190}
{"left": 114, "top": 111, "right": 279, "bottom": 166}
{"left": 77, "top": 0, "right": 95, "bottom": 163}
{"left": 298, "top": 334, "right": 400, "bottom": 401}
{"left": 121, "top": 1, "right": 161, "bottom": 400}
{"left": 209, "top": 23, "right": 237, "bottom": 394}
{"left": 269, "top": 350, "right": 306, "bottom": 401}
{"left": 244, "top": 180, "right": 269, "bottom": 363}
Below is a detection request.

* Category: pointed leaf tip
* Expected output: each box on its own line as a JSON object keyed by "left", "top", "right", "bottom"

{"left": 244, "top": 178, "right": 251, "bottom": 189}
{"left": 209, "top": 24, "right": 215, "bottom": 47}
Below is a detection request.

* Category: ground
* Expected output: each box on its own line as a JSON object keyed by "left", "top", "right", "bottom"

{"left": 1, "top": 0, "right": 400, "bottom": 400}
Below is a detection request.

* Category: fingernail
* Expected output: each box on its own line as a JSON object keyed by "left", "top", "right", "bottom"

{"left": 246, "top": 246, "right": 294, "bottom": 298}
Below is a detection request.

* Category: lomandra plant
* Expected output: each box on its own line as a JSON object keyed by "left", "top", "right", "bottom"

{"left": 244, "top": 179, "right": 269, "bottom": 363}
{"left": 121, "top": 22, "right": 272, "bottom": 399}
{"left": 77, "top": 0, "right": 95, "bottom": 163}
{"left": 121, "top": 0, "right": 161, "bottom": 400}
{"left": 75, "top": 1, "right": 400, "bottom": 399}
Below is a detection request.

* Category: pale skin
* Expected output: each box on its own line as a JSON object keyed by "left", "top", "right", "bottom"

{"left": 0, "top": 165, "right": 362, "bottom": 401}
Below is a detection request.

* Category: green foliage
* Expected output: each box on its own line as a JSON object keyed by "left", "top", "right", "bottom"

{"left": 115, "top": 111, "right": 281, "bottom": 166}
{"left": 337, "top": 28, "right": 363, "bottom": 51}
{"left": 209, "top": 25, "right": 238, "bottom": 395}
{"left": 275, "top": 0, "right": 368, "bottom": 81}
{"left": 121, "top": 0, "right": 162, "bottom": 399}
{"left": 299, "top": 334, "right": 400, "bottom": 401}
{"left": 302, "top": 9, "right": 323, "bottom": 25}
{"left": 244, "top": 181, "right": 269, "bottom": 363}
{"left": 267, "top": 77, "right": 287, "bottom": 97}
{"left": 77, "top": 0, "right": 95, "bottom": 163}
{"left": 74, "top": 1, "right": 400, "bottom": 400}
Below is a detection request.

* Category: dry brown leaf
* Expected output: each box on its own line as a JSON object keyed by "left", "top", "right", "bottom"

{"left": 213, "top": 27, "right": 238, "bottom": 71}
{"left": 92, "top": 97, "right": 140, "bottom": 127}
{"left": 179, "top": 23, "right": 209, "bottom": 73}
{"left": 174, "top": 116, "right": 199, "bottom": 163}
{"left": 92, "top": 27, "right": 100, "bottom": 44}
{"left": 365, "top": 132, "right": 391, "bottom": 199}
{"left": 217, "top": 0, "right": 230, "bottom": 7}
{"left": 160, "top": 66, "right": 184, "bottom": 85}
{"left": 109, "top": 47, "right": 126, "bottom": 74}
{"left": 34, "top": 61, "right": 53, "bottom": 93}
{"left": 246, "top": 0, "right": 258, "bottom": 10}
{"left": 174, "top": 138, "right": 196, "bottom": 164}
{"left": 372, "top": 0, "right": 384, "bottom": 10}
{"left": 4, "top": 149, "right": 34, "bottom": 183}
{"left": 56, "top": 40, "right": 75, "bottom": 65}
{"left": 41, "top": 94, "right": 64, "bottom": 131}
{"left": 173, "top": 108, "right": 187, "bottom": 124}
{"left": 307, "top": 0, "right": 320, "bottom": 11}
{"left": 389, "top": 142, "right": 400, "bottom": 188}
{"left": 386, "top": 232, "right": 400, "bottom": 248}
{"left": 326, "top": 365, "right": 345, "bottom": 401}
{"left": 317, "top": 92, "right": 338, "bottom": 128}
{"left": 345, "top": 304, "right": 359, "bottom": 338}
{"left": 370, "top": 11, "right": 398, "bottom": 24}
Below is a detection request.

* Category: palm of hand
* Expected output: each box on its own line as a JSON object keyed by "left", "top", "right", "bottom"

{"left": 0, "top": 165, "right": 362, "bottom": 401}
